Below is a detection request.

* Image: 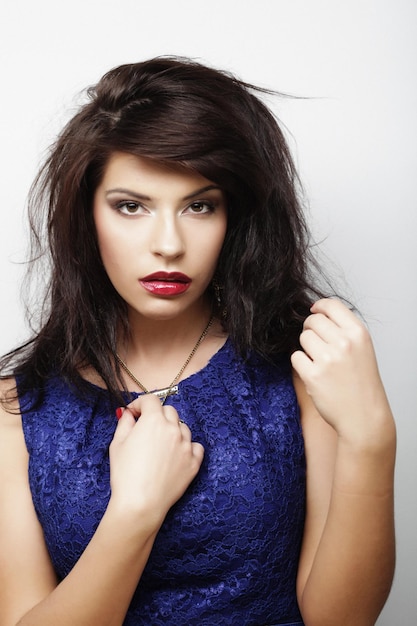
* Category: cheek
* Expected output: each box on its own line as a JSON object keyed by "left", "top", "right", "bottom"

{"left": 94, "top": 208, "right": 136, "bottom": 265}
{"left": 198, "top": 225, "right": 226, "bottom": 273}
{"left": 211, "top": 221, "right": 227, "bottom": 261}
{"left": 94, "top": 216, "right": 126, "bottom": 273}
{"left": 95, "top": 222, "right": 114, "bottom": 266}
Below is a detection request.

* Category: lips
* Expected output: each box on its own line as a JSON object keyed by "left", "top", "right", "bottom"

{"left": 139, "top": 272, "right": 191, "bottom": 296}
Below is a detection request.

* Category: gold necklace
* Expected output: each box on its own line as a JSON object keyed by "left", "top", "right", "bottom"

{"left": 116, "top": 317, "right": 214, "bottom": 404}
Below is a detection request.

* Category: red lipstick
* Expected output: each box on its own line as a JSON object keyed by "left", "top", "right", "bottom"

{"left": 140, "top": 272, "right": 191, "bottom": 296}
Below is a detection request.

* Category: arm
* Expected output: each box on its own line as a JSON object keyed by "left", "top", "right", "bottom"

{"left": 0, "top": 391, "right": 203, "bottom": 626}
{"left": 291, "top": 299, "right": 396, "bottom": 626}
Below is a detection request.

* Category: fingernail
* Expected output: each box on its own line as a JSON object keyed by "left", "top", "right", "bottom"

{"left": 115, "top": 407, "right": 124, "bottom": 420}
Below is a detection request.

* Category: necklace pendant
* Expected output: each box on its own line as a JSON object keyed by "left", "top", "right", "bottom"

{"left": 153, "top": 385, "right": 179, "bottom": 401}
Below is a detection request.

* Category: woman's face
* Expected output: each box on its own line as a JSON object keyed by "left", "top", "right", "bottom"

{"left": 93, "top": 153, "right": 228, "bottom": 323}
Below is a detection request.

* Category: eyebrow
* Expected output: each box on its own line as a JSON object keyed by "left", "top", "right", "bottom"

{"left": 105, "top": 184, "right": 222, "bottom": 202}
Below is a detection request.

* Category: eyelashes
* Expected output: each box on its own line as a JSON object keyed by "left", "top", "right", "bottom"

{"left": 111, "top": 199, "right": 217, "bottom": 217}
{"left": 184, "top": 201, "right": 216, "bottom": 215}
{"left": 114, "top": 200, "right": 145, "bottom": 215}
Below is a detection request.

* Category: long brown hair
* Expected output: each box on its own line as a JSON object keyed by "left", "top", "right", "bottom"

{"left": 1, "top": 56, "right": 331, "bottom": 402}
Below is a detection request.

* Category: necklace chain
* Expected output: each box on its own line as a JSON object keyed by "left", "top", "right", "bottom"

{"left": 116, "top": 317, "right": 214, "bottom": 404}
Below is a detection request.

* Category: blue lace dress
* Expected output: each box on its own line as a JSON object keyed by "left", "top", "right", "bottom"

{"left": 18, "top": 339, "right": 306, "bottom": 626}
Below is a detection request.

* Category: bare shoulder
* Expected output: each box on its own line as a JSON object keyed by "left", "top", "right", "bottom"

{"left": 0, "top": 377, "right": 25, "bottom": 444}
{"left": 0, "top": 378, "right": 57, "bottom": 622}
{"left": 0, "top": 377, "right": 31, "bottom": 524}
{"left": 0, "top": 376, "right": 19, "bottom": 405}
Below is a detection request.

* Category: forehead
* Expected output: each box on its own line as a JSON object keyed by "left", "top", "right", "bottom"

{"left": 99, "top": 152, "right": 214, "bottom": 193}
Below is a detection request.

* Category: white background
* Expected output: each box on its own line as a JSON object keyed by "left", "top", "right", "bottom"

{"left": 1, "top": 1, "right": 416, "bottom": 623}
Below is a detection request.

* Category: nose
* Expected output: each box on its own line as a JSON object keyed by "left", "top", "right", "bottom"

{"left": 150, "top": 212, "right": 185, "bottom": 259}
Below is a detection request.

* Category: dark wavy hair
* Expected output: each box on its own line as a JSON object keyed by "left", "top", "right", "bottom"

{"left": 1, "top": 56, "right": 331, "bottom": 402}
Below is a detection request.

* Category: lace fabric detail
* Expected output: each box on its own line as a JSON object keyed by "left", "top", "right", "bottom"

{"left": 18, "top": 340, "right": 305, "bottom": 625}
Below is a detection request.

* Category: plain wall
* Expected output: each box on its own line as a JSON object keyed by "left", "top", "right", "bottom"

{"left": 1, "top": 1, "right": 416, "bottom": 623}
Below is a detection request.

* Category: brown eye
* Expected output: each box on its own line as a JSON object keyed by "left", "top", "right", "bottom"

{"left": 115, "top": 201, "right": 145, "bottom": 215}
{"left": 185, "top": 201, "right": 214, "bottom": 215}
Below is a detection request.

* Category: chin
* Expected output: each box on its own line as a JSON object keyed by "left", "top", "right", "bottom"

{"left": 129, "top": 297, "right": 210, "bottom": 324}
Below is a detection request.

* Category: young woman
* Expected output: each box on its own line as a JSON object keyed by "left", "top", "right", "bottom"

{"left": 0, "top": 57, "right": 396, "bottom": 626}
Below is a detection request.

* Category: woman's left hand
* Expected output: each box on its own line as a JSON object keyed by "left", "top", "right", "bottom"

{"left": 291, "top": 298, "right": 393, "bottom": 445}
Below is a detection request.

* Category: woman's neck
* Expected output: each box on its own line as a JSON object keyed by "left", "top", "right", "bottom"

{"left": 126, "top": 302, "right": 212, "bottom": 353}
{"left": 117, "top": 303, "right": 226, "bottom": 393}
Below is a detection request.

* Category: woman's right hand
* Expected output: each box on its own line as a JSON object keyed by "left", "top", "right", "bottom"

{"left": 109, "top": 394, "right": 204, "bottom": 528}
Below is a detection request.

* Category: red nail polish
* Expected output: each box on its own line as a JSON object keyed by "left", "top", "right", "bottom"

{"left": 115, "top": 407, "right": 124, "bottom": 420}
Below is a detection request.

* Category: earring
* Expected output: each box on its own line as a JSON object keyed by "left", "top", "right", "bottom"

{"left": 212, "top": 277, "right": 227, "bottom": 320}
{"left": 212, "top": 277, "right": 222, "bottom": 308}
